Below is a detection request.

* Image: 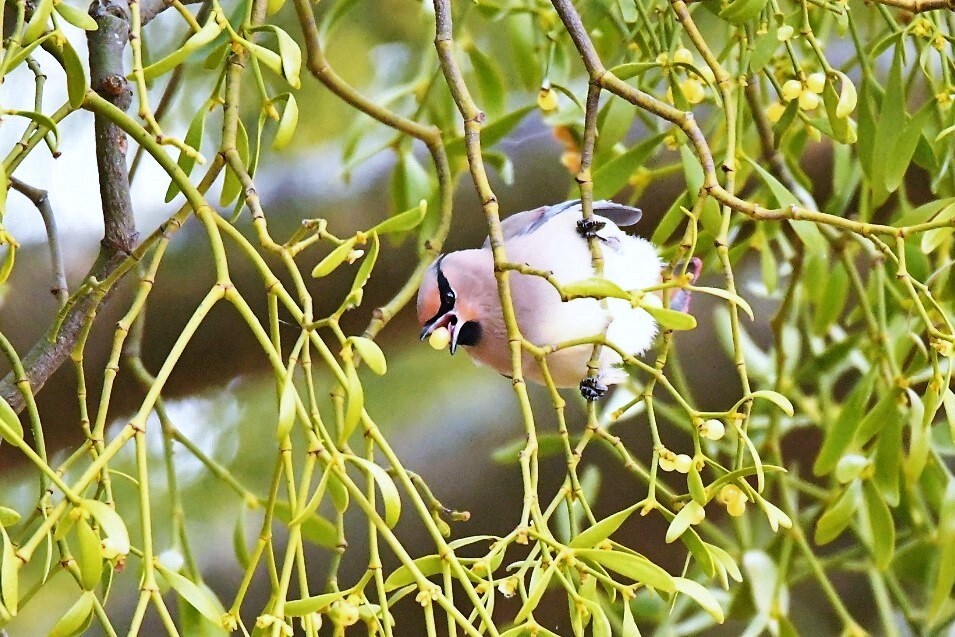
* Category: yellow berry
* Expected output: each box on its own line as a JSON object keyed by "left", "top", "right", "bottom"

{"left": 798, "top": 89, "right": 820, "bottom": 110}
{"left": 656, "top": 52, "right": 669, "bottom": 66}
{"left": 537, "top": 87, "right": 559, "bottom": 112}
{"left": 776, "top": 25, "right": 794, "bottom": 41}
{"left": 727, "top": 498, "right": 747, "bottom": 517}
{"left": 680, "top": 78, "right": 706, "bottom": 104}
{"left": 674, "top": 454, "right": 693, "bottom": 474}
{"left": 687, "top": 502, "right": 706, "bottom": 525}
{"left": 428, "top": 327, "right": 451, "bottom": 350}
{"left": 673, "top": 48, "right": 693, "bottom": 65}
{"left": 806, "top": 72, "right": 826, "bottom": 94}
{"left": 659, "top": 451, "right": 677, "bottom": 472}
{"left": 718, "top": 484, "right": 742, "bottom": 505}
{"left": 699, "top": 419, "right": 726, "bottom": 440}
{"left": 766, "top": 102, "right": 786, "bottom": 123}
{"left": 781, "top": 79, "right": 803, "bottom": 102}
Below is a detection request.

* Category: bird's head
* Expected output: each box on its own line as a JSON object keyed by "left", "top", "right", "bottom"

{"left": 417, "top": 253, "right": 485, "bottom": 355}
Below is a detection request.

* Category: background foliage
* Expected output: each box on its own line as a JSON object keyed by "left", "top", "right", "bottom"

{"left": 1, "top": 0, "right": 955, "bottom": 635}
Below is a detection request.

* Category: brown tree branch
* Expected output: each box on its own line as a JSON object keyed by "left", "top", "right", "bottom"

{"left": 0, "top": 0, "right": 139, "bottom": 413}
{"left": 8, "top": 176, "right": 69, "bottom": 304}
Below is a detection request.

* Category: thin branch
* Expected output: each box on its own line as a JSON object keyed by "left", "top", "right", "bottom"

{"left": 870, "top": 0, "right": 955, "bottom": 12}
{"left": 8, "top": 177, "right": 68, "bottom": 305}
{"left": 0, "top": 0, "right": 140, "bottom": 413}
{"left": 139, "top": 0, "right": 203, "bottom": 26}
{"left": 549, "top": 0, "right": 951, "bottom": 238}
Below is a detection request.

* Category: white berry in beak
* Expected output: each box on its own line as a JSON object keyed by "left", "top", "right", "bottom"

{"left": 428, "top": 326, "right": 451, "bottom": 350}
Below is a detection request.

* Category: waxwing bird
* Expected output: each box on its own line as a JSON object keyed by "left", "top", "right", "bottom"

{"left": 417, "top": 200, "right": 696, "bottom": 399}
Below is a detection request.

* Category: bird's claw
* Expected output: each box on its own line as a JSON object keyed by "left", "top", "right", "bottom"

{"left": 579, "top": 377, "right": 608, "bottom": 401}
{"left": 576, "top": 218, "right": 607, "bottom": 239}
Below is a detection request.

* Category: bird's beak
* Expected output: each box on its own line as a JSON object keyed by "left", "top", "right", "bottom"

{"left": 420, "top": 311, "right": 460, "bottom": 354}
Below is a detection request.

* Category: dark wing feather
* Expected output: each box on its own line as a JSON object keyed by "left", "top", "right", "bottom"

{"left": 483, "top": 200, "right": 642, "bottom": 247}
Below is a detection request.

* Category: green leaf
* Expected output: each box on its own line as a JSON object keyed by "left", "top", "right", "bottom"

{"left": 871, "top": 50, "right": 906, "bottom": 198}
{"left": 606, "top": 62, "right": 655, "bottom": 81}
{"left": 597, "top": 96, "right": 636, "bottom": 154}
{"left": 930, "top": 480, "right": 955, "bottom": 622}
{"left": 272, "top": 93, "right": 299, "bottom": 150}
{"left": 686, "top": 285, "right": 755, "bottom": 321}
{"left": 814, "top": 371, "right": 876, "bottom": 475}
{"left": 156, "top": 563, "right": 226, "bottom": 623}
{"left": 919, "top": 202, "right": 955, "bottom": 254}
{"left": 54, "top": 2, "right": 98, "bottom": 30}
{"left": 873, "top": 415, "right": 902, "bottom": 506}
{"left": 885, "top": 103, "right": 932, "bottom": 192}
{"left": 340, "top": 362, "right": 364, "bottom": 442}
{"left": 284, "top": 590, "right": 350, "bottom": 616}
{"left": 1, "top": 33, "right": 55, "bottom": 73}
{"left": 468, "top": 46, "right": 505, "bottom": 116}
{"left": 82, "top": 499, "right": 130, "bottom": 557}
{"left": 718, "top": 0, "right": 766, "bottom": 24}
{"left": 0, "top": 397, "right": 24, "bottom": 444}
{"left": 834, "top": 71, "right": 857, "bottom": 118}
{"left": 622, "top": 597, "right": 641, "bottom": 636}
{"left": 904, "top": 387, "right": 931, "bottom": 485}
{"left": 745, "top": 156, "right": 826, "bottom": 253}
{"left": 371, "top": 200, "right": 428, "bottom": 235}
{"left": 812, "top": 261, "right": 849, "bottom": 335}
{"left": 384, "top": 555, "right": 444, "bottom": 592}
{"left": 815, "top": 480, "right": 862, "bottom": 545}
{"left": 444, "top": 105, "right": 534, "bottom": 157}
{"left": 748, "top": 30, "right": 777, "bottom": 73}
{"left": 311, "top": 237, "right": 358, "bottom": 278}
{"left": 854, "top": 389, "right": 901, "bottom": 448}
{"left": 0, "top": 507, "right": 20, "bottom": 528}
{"left": 574, "top": 549, "right": 675, "bottom": 592}
{"left": 569, "top": 502, "right": 641, "bottom": 549}
{"left": 688, "top": 462, "right": 707, "bottom": 506}
{"left": 57, "top": 38, "right": 90, "bottom": 109}
{"left": 276, "top": 371, "right": 297, "bottom": 440}
{"left": 749, "top": 390, "right": 795, "bottom": 417}
{"left": 143, "top": 16, "right": 223, "bottom": 80}
{"left": 563, "top": 277, "right": 631, "bottom": 301}
{"left": 640, "top": 305, "right": 696, "bottom": 331}
{"left": 74, "top": 518, "right": 103, "bottom": 591}
{"left": 247, "top": 25, "right": 301, "bottom": 88}
{"left": 272, "top": 502, "right": 337, "bottom": 548}
{"left": 591, "top": 134, "right": 665, "bottom": 200}
{"left": 514, "top": 562, "right": 556, "bottom": 624}
{"left": 1, "top": 527, "right": 19, "bottom": 614}
{"left": 674, "top": 577, "right": 724, "bottom": 623}
{"left": 47, "top": 591, "right": 95, "bottom": 637}
{"left": 349, "top": 337, "right": 387, "bottom": 376}
{"left": 23, "top": 0, "right": 54, "bottom": 43}
{"left": 665, "top": 502, "right": 704, "bottom": 544}
{"left": 580, "top": 597, "right": 611, "bottom": 637}
{"left": 289, "top": 469, "right": 332, "bottom": 527}
{"left": 233, "top": 508, "right": 250, "bottom": 569}
{"left": 165, "top": 102, "right": 209, "bottom": 202}
{"left": 344, "top": 457, "right": 401, "bottom": 528}
{"left": 862, "top": 480, "right": 894, "bottom": 570}
{"left": 351, "top": 231, "right": 379, "bottom": 296}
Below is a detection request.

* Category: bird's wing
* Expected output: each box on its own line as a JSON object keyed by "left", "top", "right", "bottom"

{"left": 483, "top": 200, "right": 642, "bottom": 247}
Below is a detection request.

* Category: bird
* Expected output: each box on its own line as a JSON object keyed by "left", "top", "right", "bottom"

{"left": 416, "top": 199, "right": 697, "bottom": 399}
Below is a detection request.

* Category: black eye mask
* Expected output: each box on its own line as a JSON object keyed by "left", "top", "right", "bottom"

{"left": 423, "top": 256, "right": 455, "bottom": 329}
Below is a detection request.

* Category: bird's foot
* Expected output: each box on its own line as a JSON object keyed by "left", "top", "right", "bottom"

{"left": 579, "top": 377, "right": 608, "bottom": 401}
{"left": 576, "top": 218, "right": 607, "bottom": 240}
